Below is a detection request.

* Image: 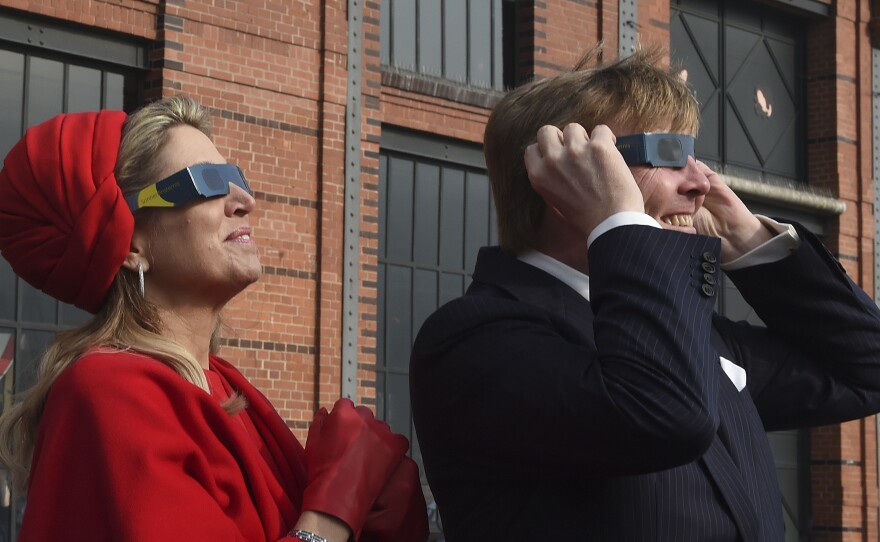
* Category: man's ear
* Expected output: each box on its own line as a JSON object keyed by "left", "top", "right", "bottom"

{"left": 121, "top": 230, "right": 149, "bottom": 273}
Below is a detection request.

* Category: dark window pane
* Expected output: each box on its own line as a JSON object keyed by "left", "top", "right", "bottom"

{"left": 725, "top": 101, "right": 762, "bottom": 170}
{"left": 468, "top": 0, "right": 492, "bottom": 87}
{"left": 726, "top": 36, "right": 795, "bottom": 173}
{"left": 382, "top": 0, "right": 502, "bottom": 89}
{"left": 378, "top": 154, "right": 389, "bottom": 259}
{"left": 696, "top": 92, "right": 721, "bottom": 161}
{"left": 439, "top": 168, "right": 465, "bottom": 270}
{"left": 377, "top": 262, "right": 386, "bottom": 364}
{"left": 444, "top": 0, "right": 468, "bottom": 83}
{"left": 376, "top": 370, "right": 386, "bottom": 419}
{"left": 67, "top": 65, "right": 102, "bottom": 113}
{"left": 726, "top": 0, "right": 761, "bottom": 27}
{"left": 724, "top": 25, "right": 760, "bottom": 86}
{"left": 60, "top": 303, "right": 90, "bottom": 327}
{"left": 0, "top": 50, "right": 24, "bottom": 158}
{"left": 0, "top": 329, "right": 14, "bottom": 412}
{"left": 671, "top": 11, "right": 721, "bottom": 161}
{"left": 721, "top": 274, "right": 764, "bottom": 325}
{"left": 20, "top": 282, "right": 56, "bottom": 325}
{"left": 0, "top": 332, "right": 9, "bottom": 541}
{"left": 385, "top": 265, "right": 412, "bottom": 369}
{"left": 464, "top": 172, "right": 490, "bottom": 273}
{"left": 105, "top": 72, "right": 125, "bottom": 110}
{"left": 418, "top": 0, "right": 442, "bottom": 77}
{"left": 672, "top": 0, "right": 802, "bottom": 183}
{"left": 386, "top": 373, "right": 412, "bottom": 440}
{"left": 413, "top": 163, "right": 440, "bottom": 265}
{"left": 380, "top": 0, "right": 391, "bottom": 65}
{"left": 413, "top": 269, "right": 438, "bottom": 335}
{"left": 677, "top": 0, "right": 720, "bottom": 15}
{"left": 440, "top": 271, "right": 464, "bottom": 306}
{"left": 16, "top": 329, "right": 54, "bottom": 393}
{"left": 767, "top": 38, "right": 797, "bottom": 101}
{"left": 492, "top": 0, "right": 503, "bottom": 88}
{"left": 0, "top": 258, "right": 15, "bottom": 321}
{"left": 386, "top": 157, "right": 414, "bottom": 261}
{"left": 391, "top": 0, "right": 417, "bottom": 70}
{"left": 377, "top": 139, "right": 496, "bottom": 537}
{"left": 27, "top": 57, "right": 64, "bottom": 126}
{"left": 764, "top": 120, "right": 797, "bottom": 178}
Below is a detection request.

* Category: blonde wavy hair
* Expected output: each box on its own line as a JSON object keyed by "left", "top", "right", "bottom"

{"left": 484, "top": 46, "right": 701, "bottom": 253}
{"left": 0, "top": 95, "right": 244, "bottom": 492}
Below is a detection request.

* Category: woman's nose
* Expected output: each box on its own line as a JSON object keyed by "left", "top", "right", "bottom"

{"left": 227, "top": 183, "right": 256, "bottom": 216}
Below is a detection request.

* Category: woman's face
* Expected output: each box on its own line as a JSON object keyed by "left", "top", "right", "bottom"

{"left": 133, "top": 125, "right": 261, "bottom": 309}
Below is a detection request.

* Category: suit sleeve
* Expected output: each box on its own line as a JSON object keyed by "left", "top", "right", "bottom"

{"left": 20, "top": 353, "right": 299, "bottom": 542}
{"left": 411, "top": 226, "right": 723, "bottom": 479}
{"left": 720, "top": 223, "right": 880, "bottom": 431}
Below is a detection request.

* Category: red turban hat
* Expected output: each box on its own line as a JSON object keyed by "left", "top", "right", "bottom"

{"left": 0, "top": 110, "right": 133, "bottom": 314}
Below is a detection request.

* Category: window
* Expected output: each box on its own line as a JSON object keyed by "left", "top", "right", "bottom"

{"left": 380, "top": 0, "right": 510, "bottom": 90}
{"left": 671, "top": 0, "right": 806, "bottom": 184}
{"left": 0, "top": 12, "right": 145, "bottom": 541}
{"left": 378, "top": 128, "right": 496, "bottom": 537}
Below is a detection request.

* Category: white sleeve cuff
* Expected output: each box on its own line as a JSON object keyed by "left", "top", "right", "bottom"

{"left": 587, "top": 212, "right": 662, "bottom": 248}
{"left": 721, "top": 215, "right": 801, "bottom": 271}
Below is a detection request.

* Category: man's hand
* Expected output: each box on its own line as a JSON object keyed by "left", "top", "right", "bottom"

{"left": 692, "top": 160, "right": 772, "bottom": 262}
{"left": 524, "top": 124, "right": 644, "bottom": 238}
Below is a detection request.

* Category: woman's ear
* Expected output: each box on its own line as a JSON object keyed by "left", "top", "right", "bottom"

{"left": 122, "top": 229, "right": 149, "bottom": 273}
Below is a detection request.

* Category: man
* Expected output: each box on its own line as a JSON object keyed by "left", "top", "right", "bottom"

{"left": 409, "top": 49, "right": 880, "bottom": 541}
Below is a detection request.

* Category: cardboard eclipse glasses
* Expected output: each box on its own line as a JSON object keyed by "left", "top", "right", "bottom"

{"left": 615, "top": 133, "right": 695, "bottom": 168}
{"left": 126, "top": 164, "right": 253, "bottom": 212}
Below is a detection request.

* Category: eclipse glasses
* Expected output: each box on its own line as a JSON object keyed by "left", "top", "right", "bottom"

{"left": 615, "top": 133, "right": 695, "bottom": 168}
{"left": 126, "top": 164, "right": 253, "bottom": 212}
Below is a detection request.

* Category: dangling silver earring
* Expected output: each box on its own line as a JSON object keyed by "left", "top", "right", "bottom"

{"left": 137, "top": 262, "right": 145, "bottom": 298}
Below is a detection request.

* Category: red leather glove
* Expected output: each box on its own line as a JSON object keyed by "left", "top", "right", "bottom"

{"left": 358, "top": 457, "right": 429, "bottom": 542}
{"left": 301, "top": 399, "right": 408, "bottom": 537}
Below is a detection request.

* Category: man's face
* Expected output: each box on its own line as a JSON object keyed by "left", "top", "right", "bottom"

{"left": 617, "top": 125, "right": 710, "bottom": 235}
{"left": 629, "top": 156, "right": 710, "bottom": 234}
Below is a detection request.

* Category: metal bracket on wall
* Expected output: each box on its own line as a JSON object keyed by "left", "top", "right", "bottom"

{"left": 873, "top": 48, "right": 880, "bottom": 306}
{"left": 341, "top": 0, "right": 363, "bottom": 400}
{"left": 619, "top": 0, "right": 638, "bottom": 59}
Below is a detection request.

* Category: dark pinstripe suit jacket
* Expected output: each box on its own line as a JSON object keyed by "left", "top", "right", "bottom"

{"left": 410, "top": 224, "right": 880, "bottom": 541}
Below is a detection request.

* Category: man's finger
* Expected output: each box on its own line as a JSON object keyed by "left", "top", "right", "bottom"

{"left": 589, "top": 124, "right": 617, "bottom": 143}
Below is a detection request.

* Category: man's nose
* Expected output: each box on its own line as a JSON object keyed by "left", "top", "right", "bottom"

{"left": 679, "top": 156, "right": 710, "bottom": 196}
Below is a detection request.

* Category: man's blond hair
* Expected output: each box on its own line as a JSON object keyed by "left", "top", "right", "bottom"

{"left": 483, "top": 47, "right": 700, "bottom": 253}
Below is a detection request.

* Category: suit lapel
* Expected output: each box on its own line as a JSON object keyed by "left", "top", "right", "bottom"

{"left": 701, "top": 437, "right": 761, "bottom": 540}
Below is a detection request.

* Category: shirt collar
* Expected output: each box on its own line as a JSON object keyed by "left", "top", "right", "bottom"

{"left": 517, "top": 249, "right": 590, "bottom": 302}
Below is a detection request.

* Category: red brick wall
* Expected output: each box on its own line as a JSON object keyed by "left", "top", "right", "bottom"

{"left": 806, "top": 0, "right": 878, "bottom": 538}
{"left": 0, "top": 0, "right": 158, "bottom": 39}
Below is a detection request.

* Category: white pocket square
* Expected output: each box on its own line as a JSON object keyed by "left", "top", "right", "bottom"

{"left": 719, "top": 356, "right": 747, "bottom": 392}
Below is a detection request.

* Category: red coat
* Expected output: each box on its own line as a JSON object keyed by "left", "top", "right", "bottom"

{"left": 21, "top": 350, "right": 310, "bottom": 541}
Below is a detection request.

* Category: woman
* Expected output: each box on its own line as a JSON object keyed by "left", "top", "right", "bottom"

{"left": 0, "top": 96, "right": 427, "bottom": 542}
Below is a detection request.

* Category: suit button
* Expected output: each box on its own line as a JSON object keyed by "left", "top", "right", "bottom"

{"left": 703, "top": 252, "right": 717, "bottom": 263}
{"left": 703, "top": 273, "right": 716, "bottom": 285}
{"left": 701, "top": 284, "right": 715, "bottom": 297}
{"left": 702, "top": 262, "right": 716, "bottom": 273}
